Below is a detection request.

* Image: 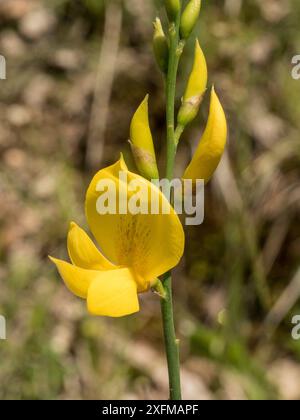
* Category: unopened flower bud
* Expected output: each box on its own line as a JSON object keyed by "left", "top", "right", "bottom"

{"left": 183, "top": 87, "right": 227, "bottom": 185}
{"left": 180, "top": 0, "right": 201, "bottom": 39}
{"left": 177, "top": 39, "right": 207, "bottom": 127}
{"left": 130, "top": 95, "right": 159, "bottom": 180}
{"left": 164, "top": 0, "right": 181, "bottom": 22}
{"left": 153, "top": 18, "right": 169, "bottom": 74}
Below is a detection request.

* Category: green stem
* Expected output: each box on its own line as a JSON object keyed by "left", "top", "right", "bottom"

{"left": 160, "top": 12, "right": 183, "bottom": 401}
{"left": 165, "top": 19, "right": 183, "bottom": 180}
{"left": 160, "top": 273, "right": 181, "bottom": 400}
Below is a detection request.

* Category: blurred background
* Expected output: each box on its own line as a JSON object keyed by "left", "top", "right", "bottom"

{"left": 1, "top": 0, "right": 300, "bottom": 400}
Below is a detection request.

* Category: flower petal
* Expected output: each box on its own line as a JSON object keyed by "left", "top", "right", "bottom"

{"left": 87, "top": 267, "right": 139, "bottom": 317}
{"left": 49, "top": 256, "right": 95, "bottom": 298}
{"left": 85, "top": 157, "right": 185, "bottom": 290}
{"left": 50, "top": 258, "right": 139, "bottom": 317}
{"left": 183, "top": 87, "right": 227, "bottom": 184}
{"left": 67, "top": 222, "right": 116, "bottom": 270}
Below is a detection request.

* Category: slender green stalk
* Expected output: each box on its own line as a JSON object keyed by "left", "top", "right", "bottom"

{"left": 165, "top": 18, "right": 183, "bottom": 180}
{"left": 160, "top": 273, "right": 181, "bottom": 400}
{"left": 160, "top": 11, "right": 183, "bottom": 401}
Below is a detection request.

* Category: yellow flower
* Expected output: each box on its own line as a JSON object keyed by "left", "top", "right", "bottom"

{"left": 177, "top": 40, "right": 207, "bottom": 128}
{"left": 130, "top": 95, "right": 159, "bottom": 180}
{"left": 183, "top": 87, "right": 227, "bottom": 184}
{"left": 50, "top": 157, "right": 184, "bottom": 318}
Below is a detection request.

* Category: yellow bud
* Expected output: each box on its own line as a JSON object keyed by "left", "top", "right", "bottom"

{"left": 153, "top": 18, "right": 169, "bottom": 74}
{"left": 180, "top": 0, "right": 201, "bottom": 39}
{"left": 183, "top": 87, "right": 227, "bottom": 184}
{"left": 164, "top": 0, "right": 181, "bottom": 21}
{"left": 130, "top": 95, "right": 159, "bottom": 180}
{"left": 177, "top": 39, "right": 207, "bottom": 127}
